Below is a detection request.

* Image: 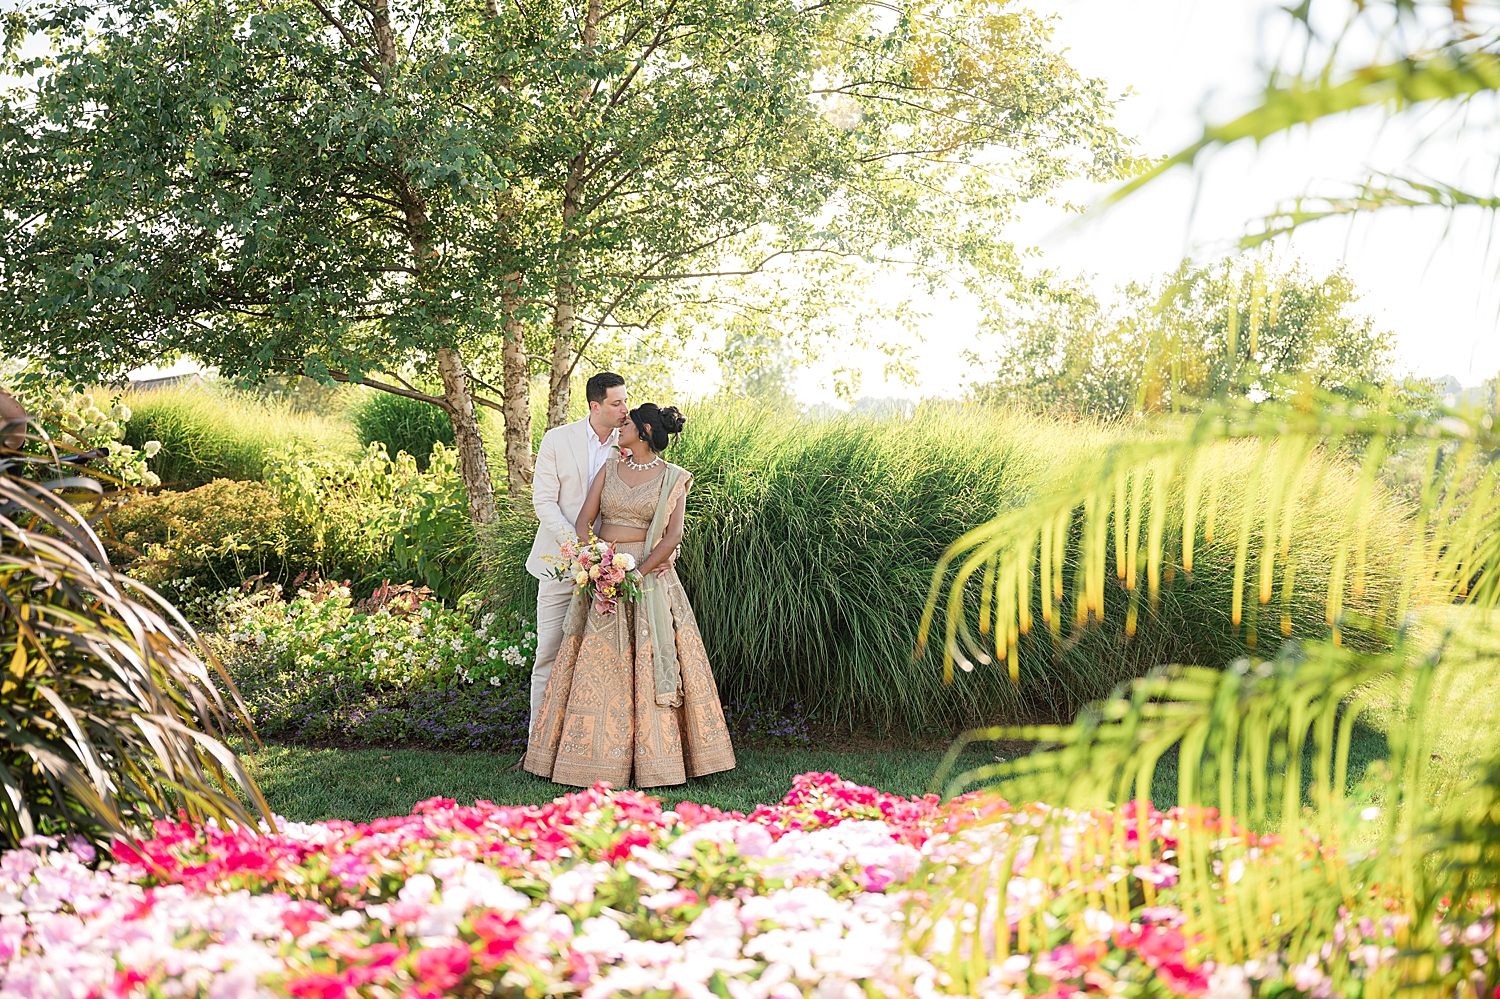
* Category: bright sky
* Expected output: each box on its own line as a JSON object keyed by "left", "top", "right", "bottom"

{"left": 792, "top": 0, "right": 1500, "bottom": 406}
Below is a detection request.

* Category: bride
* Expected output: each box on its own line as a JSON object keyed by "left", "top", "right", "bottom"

{"left": 524, "top": 403, "right": 736, "bottom": 787}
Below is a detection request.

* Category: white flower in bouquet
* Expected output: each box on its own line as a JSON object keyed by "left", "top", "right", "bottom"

{"left": 588, "top": 564, "right": 603, "bottom": 580}
{"left": 612, "top": 552, "right": 636, "bottom": 571}
{"left": 573, "top": 570, "right": 589, "bottom": 586}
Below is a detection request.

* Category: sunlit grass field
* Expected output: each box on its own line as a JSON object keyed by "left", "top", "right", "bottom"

{"left": 122, "top": 384, "right": 358, "bottom": 487}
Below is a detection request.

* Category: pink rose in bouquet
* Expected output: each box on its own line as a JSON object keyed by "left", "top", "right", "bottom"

{"left": 545, "top": 533, "right": 644, "bottom": 614}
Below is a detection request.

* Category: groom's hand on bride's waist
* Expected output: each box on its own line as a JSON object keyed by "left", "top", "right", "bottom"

{"left": 650, "top": 545, "right": 681, "bottom": 576}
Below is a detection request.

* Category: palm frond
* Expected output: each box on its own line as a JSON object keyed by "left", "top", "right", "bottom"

{"left": 919, "top": 390, "right": 1500, "bottom": 982}
{"left": 920, "top": 641, "right": 1450, "bottom": 988}
{"left": 917, "top": 391, "right": 1500, "bottom": 686}
{"left": 1243, "top": 177, "right": 1500, "bottom": 249}
{"left": 1107, "top": 2, "right": 1500, "bottom": 238}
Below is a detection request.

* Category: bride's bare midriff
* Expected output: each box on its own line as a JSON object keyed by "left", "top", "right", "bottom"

{"left": 597, "top": 523, "right": 648, "bottom": 543}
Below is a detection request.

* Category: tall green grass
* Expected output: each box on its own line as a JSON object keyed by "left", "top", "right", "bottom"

{"left": 349, "top": 390, "right": 455, "bottom": 471}
{"left": 489, "top": 403, "right": 1410, "bottom": 734}
{"left": 122, "top": 385, "right": 356, "bottom": 488}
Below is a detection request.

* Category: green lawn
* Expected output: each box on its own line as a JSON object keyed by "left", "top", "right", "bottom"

{"left": 237, "top": 743, "right": 1005, "bottom": 822}
{"left": 237, "top": 720, "right": 1394, "bottom": 823}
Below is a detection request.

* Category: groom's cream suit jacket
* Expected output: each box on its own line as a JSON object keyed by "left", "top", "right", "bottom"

{"left": 526, "top": 417, "right": 599, "bottom": 580}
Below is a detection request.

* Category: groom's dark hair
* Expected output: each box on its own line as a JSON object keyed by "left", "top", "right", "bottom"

{"left": 585, "top": 372, "right": 626, "bottom": 405}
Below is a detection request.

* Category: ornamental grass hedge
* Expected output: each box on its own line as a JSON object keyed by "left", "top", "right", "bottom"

{"left": 487, "top": 403, "right": 1410, "bottom": 735}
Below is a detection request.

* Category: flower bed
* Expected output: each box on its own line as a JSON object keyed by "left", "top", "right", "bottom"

{"left": 5, "top": 773, "right": 1482, "bottom": 999}
{"left": 211, "top": 582, "right": 809, "bottom": 752}
{"left": 213, "top": 582, "right": 537, "bottom": 749}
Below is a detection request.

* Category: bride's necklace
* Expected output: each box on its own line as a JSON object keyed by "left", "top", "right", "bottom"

{"left": 623, "top": 451, "right": 661, "bottom": 472}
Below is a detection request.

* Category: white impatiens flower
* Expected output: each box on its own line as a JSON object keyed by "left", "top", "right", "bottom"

{"left": 550, "top": 863, "right": 610, "bottom": 906}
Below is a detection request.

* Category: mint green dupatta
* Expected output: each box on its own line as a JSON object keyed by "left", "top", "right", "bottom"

{"left": 640, "top": 463, "right": 685, "bottom": 708}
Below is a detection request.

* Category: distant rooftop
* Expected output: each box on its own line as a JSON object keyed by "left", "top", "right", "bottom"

{"left": 128, "top": 372, "right": 203, "bottom": 392}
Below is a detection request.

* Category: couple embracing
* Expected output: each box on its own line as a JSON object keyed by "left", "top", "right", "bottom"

{"left": 518, "top": 372, "right": 736, "bottom": 788}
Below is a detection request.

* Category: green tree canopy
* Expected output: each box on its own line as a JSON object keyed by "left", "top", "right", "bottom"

{"left": 974, "top": 259, "right": 1414, "bottom": 418}
{"left": 0, "top": 0, "right": 1140, "bottom": 513}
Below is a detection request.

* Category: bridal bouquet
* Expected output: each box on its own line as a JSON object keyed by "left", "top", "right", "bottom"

{"left": 550, "top": 535, "right": 645, "bottom": 614}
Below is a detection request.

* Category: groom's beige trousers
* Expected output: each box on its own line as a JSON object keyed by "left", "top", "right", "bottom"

{"left": 530, "top": 578, "right": 577, "bottom": 732}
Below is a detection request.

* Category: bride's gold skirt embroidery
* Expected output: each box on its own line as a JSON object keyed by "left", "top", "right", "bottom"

{"left": 523, "top": 542, "right": 735, "bottom": 788}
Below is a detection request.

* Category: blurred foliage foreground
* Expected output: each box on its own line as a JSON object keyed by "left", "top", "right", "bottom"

{"left": 899, "top": 388, "right": 1500, "bottom": 999}
{"left": 0, "top": 441, "right": 269, "bottom": 849}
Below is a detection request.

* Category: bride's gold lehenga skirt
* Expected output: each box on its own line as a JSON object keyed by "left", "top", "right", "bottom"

{"left": 523, "top": 542, "right": 736, "bottom": 788}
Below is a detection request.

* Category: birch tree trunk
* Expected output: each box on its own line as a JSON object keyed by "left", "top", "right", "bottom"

{"left": 546, "top": 0, "right": 602, "bottom": 431}
{"left": 437, "top": 347, "right": 499, "bottom": 526}
{"left": 379, "top": 0, "right": 497, "bottom": 529}
{"left": 500, "top": 272, "right": 534, "bottom": 505}
{"left": 547, "top": 263, "right": 577, "bottom": 430}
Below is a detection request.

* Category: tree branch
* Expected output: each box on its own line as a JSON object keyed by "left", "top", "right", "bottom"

{"left": 306, "top": 0, "right": 382, "bottom": 82}
{"left": 270, "top": 356, "right": 450, "bottom": 410}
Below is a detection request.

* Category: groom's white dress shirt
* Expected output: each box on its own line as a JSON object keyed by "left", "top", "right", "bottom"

{"left": 525, "top": 417, "right": 617, "bottom": 731}
{"left": 526, "top": 417, "right": 617, "bottom": 579}
{"left": 586, "top": 423, "right": 619, "bottom": 495}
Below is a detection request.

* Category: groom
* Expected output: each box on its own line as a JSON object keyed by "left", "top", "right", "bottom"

{"left": 517, "top": 371, "right": 630, "bottom": 763}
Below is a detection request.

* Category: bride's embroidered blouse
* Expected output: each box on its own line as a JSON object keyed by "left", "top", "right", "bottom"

{"left": 599, "top": 458, "right": 666, "bottom": 531}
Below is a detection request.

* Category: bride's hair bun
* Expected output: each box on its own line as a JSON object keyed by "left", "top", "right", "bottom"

{"left": 629, "top": 402, "right": 686, "bottom": 453}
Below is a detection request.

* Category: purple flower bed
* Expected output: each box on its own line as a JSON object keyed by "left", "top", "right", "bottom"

{"left": 225, "top": 651, "right": 533, "bottom": 750}
{"left": 723, "top": 699, "right": 812, "bottom": 746}
{"left": 232, "top": 655, "right": 807, "bottom": 752}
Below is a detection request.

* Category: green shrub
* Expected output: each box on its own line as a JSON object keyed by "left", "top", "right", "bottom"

{"left": 105, "top": 479, "right": 371, "bottom": 598}
{"left": 120, "top": 384, "right": 354, "bottom": 488}
{"left": 266, "top": 440, "right": 477, "bottom": 599}
{"left": 14, "top": 386, "right": 163, "bottom": 486}
{"left": 108, "top": 441, "right": 476, "bottom": 605}
{"left": 485, "top": 402, "right": 1409, "bottom": 734}
{"left": 349, "top": 390, "right": 455, "bottom": 471}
